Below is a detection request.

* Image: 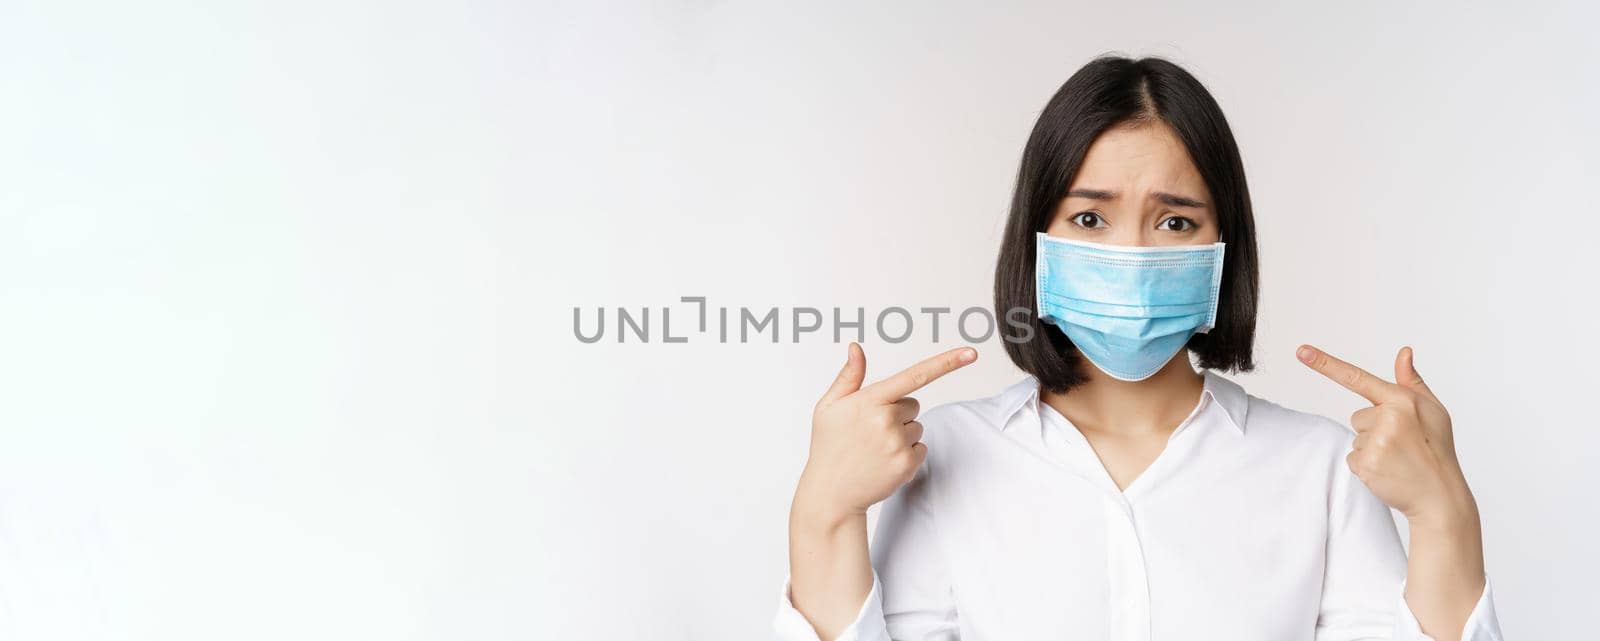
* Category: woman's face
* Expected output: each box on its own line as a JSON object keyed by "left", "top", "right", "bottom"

{"left": 1045, "top": 122, "right": 1220, "bottom": 247}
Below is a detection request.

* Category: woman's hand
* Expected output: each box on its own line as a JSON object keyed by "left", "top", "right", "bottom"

{"left": 794, "top": 343, "right": 978, "bottom": 525}
{"left": 1297, "top": 344, "right": 1485, "bottom": 641}
{"left": 1295, "top": 345, "right": 1475, "bottom": 523}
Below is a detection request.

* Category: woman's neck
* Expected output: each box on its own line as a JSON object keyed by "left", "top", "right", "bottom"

{"left": 1041, "top": 354, "right": 1206, "bottom": 437}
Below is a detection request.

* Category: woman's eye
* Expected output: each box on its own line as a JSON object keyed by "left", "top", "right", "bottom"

{"left": 1159, "top": 216, "right": 1196, "bottom": 232}
{"left": 1071, "top": 212, "right": 1106, "bottom": 229}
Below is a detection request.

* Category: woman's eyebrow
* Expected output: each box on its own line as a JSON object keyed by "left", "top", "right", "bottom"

{"left": 1065, "top": 188, "right": 1117, "bottom": 200}
{"left": 1153, "top": 191, "right": 1208, "bottom": 208}
{"left": 1066, "top": 188, "right": 1208, "bottom": 209}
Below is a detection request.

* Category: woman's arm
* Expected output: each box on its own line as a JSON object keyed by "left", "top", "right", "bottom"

{"left": 788, "top": 481, "right": 874, "bottom": 640}
{"left": 1401, "top": 479, "right": 1486, "bottom": 641}
{"left": 1314, "top": 437, "right": 1499, "bottom": 641}
{"left": 1297, "top": 345, "right": 1496, "bottom": 641}
{"left": 778, "top": 441, "right": 959, "bottom": 641}
{"left": 780, "top": 344, "right": 975, "bottom": 641}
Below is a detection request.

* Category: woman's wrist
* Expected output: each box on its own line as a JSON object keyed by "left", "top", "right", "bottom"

{"left": 1403, "top": 485, "right": 1486, "bottom": 593}
{"left": 1408, "top": 501, "right": 1480, "bottom": 540}
{"left": 791, "top": 473, "right": 866, "bottom": 536}
{"left": 1403, "top": 476, "right": 1480, "bottom": 535}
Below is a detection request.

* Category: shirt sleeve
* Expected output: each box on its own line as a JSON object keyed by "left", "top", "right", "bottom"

{"left": 1315, "top": 433, "right": 1505, "bottom": 641}
{"left": 1392, "top": 578, "right": 1503, "bottom": 641}
{"left": 771, "top": 447, "right": 958, "bottom": 641}
{"left": 772, "top": 571, "right": 887, "bottom": 641}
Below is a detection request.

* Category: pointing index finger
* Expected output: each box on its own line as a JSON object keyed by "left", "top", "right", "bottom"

{"left": 861, "top": 347, "right": 978, "bottom": 402}
{"left": 1296, "top": 344, "right": 1402, "bottom": 405}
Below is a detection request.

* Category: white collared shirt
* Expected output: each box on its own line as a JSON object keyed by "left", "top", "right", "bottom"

{"left": 773, "top": 371, "right": 1502, "bottom": 641}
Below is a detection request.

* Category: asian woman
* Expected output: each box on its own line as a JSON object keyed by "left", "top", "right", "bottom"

{"left": 775, "top": 56, "right": 1500, "bottom": 641}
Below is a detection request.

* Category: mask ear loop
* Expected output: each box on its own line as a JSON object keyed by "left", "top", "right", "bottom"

{"left": 1198, "top": 242, "right": 1227, "bottom": 334}
{"left": 1033, "top": 233, "right": 1048, "bottom": 323}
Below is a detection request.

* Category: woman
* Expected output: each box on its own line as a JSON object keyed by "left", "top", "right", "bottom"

{"left": 774, "top": 57, "right": 1500, "bottom": 641}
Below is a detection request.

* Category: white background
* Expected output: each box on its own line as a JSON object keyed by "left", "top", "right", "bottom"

{"left": 2, "top": 1, "right": 1597, "bottom": 639}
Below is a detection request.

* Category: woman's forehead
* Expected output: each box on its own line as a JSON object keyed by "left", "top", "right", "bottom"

{"left": 1070, "top": 123, "right": 1207, "bottom": 195}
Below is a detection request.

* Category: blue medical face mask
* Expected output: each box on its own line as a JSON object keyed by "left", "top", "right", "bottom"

{"left": 1034, "top": 233, "right": 1226, "bottom": 381}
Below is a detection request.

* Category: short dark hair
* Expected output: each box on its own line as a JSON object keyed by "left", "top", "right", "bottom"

{"left": 994, "top": 55, "right": 1259, "bottom": 394}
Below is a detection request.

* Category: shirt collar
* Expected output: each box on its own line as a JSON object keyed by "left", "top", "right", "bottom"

{"left": 1201, "top": 370, "right": 1250, "bottom": 434}
{"left": 996, "top": 370, "right": 1249, "bottom": 434}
